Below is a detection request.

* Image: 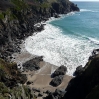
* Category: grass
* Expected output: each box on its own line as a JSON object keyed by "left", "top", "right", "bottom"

{"left": 11, "top": 0, "right": 27, "bottom": 11}
{"left": 40, "top": 2, "right": 50, "bottom": 8}
{"left": 0, "top": 13, "right": 4, "bottom": 19}
{"left": 0, "top": 58, "right": 17, "bottom": 75}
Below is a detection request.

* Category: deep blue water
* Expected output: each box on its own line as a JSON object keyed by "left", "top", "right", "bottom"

{"left": 50, "top": 2, "right": 99, "bottom": 40}
{"left": 26, "top": 2, "right": 99, "bottom": 75}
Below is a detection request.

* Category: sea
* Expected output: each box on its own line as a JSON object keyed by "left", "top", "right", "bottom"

{"left": 25, "top": 2, "right": 99, "bottom": 76}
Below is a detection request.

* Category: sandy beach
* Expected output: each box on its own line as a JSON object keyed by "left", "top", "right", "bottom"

{"left": 11, "top": 42, "right": 72, "bottom": 92}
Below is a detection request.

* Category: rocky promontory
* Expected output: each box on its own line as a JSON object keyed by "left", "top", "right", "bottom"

{"left": 0, "top": 0, "right": 79, "bottom": 60}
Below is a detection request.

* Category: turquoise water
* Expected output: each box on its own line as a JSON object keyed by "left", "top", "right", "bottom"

{"left": 50, "top": 2, "right": 99, "bottom": 40}
{"left": 25, "top": 2, "right": 99, "bottom": 75}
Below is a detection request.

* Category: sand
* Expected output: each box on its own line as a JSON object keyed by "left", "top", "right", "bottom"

{"left": 12, "top": 42, "right": 72, "bottom": 92}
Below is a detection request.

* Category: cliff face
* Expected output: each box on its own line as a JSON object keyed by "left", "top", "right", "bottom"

{"left": 0, "top": 58, "right": 31, "bottom": 99}
{"left": 51, "top": 0, "right": 79, "bottom": 14}
{"left": 63, "top": 50, "right": 99, "bottom": 99}
{"left": 0, "top": 0, "right": 79, "bottom": 60}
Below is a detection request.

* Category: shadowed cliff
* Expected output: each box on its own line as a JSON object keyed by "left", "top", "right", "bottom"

{"left": 63, "top": 50, "right": 99, "bottom": 99}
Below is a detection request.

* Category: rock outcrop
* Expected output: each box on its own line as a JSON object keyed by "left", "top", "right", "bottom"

{"left": 45, "top": 89, "right": 66, "bottom": 99}
{"left": 50, "top": 75, "right": 64, "bottom": 87}
{"left": 52, "top": 65, "right": 67, "bottom": 77}
{"left": 63, "top": 49, "right": 99, "bottom": 99}
{"left": 50, "top": 65, "right": 67, "bottom": 87}
{"left": 73, "top": 65, "right": 84, "bottom": 76}
{"left": 0, "top": 58, "right": 27, "bottom": 88}
{"left": 23, "top": 56, "right": 43, "bottom": 71}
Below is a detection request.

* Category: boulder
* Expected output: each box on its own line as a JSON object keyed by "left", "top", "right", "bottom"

{"left": 52, "top": 65, "right": 67, "bottom": 77}
{"left": 46, "top": 90, "right": 51, "bottom": 94}
{"left": 22, "top": 57, "right": 43, "bottom": 71}
{"left": 73, "top": 65, "right": 84, "bottom": 76}
{"left": 54, "top": 13, "right": 60, "bottom": 18}
{"left": 45, "top": 89, "right": 66, "bottom": 99}
{"left": 54, "top": 89, "right": 66, "bottom": 98}
{"left": 50, "top": 75, "right": 63, "bottom": 87}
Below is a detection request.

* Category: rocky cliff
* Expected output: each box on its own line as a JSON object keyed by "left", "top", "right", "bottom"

{"left": 0, "top": 0, "right": 79, "bottom": 98}
{"left": 0, "top": 0, "right": 79, "bottom": 60}
{"left": 63, "top": 50, "right": 99, "bottom": 99}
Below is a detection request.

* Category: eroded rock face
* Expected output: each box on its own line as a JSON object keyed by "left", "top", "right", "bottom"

{"left": 73, "top": 65, "right": 84, "bottom": 76}
{"left": 50, "top": 65, "right": 67, "bottom": 87}
{"left": 0, "top": 59, "right": 27, "bottom": 88}
{"left": 52, "top": 65, "right": 67, "bottom": 78}
{"left": 51, "top": 0, "right": 80, "bottom": 16}
{"left": 45, "top": 89, "right": 66, "bottom": 99}
{"left": 23, "top": 56, "right": 43, "bottom": 71}
{"left": 63, "top": 50, "right": 99, "bottom": 99}
{"left": 50, "top": 75, "right": 64, "bottom": 87}
{"left": 89, "top": 49, "right": 99, "bottom": 60}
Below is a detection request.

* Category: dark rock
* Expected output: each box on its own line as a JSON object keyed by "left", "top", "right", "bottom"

{"left": 50, "top": 75, "right": 64, "bottom": 87}
{"left": 0, "top": 59, "right": 27, "bottom": 88}
{"left": 21, "top": 23, "right": 27, "bottom": 29}
{"left": 27, "top": 81, "right": 33, "bottom": 85}
{"left": 64, "top": 54, "right": 99, "bottom": 99}
{"left": 38, "top": 92, "right": 43, "bottom": 97}
{"left": 17, "top": 74, "right": 27, "bottom": 84}
{"left": 34, "top": 56, "right": 43, "bottom": 61}
{"left": 45, "top": 92, "right": 55, "bottom": 99}
{"left": 52, "top": 65, "right": 67, "bottom": 78}
{"left": 45, "top": 89, "right": 66, "bottom": 99}
{"left": 70, "top": 3, "right": 80, "bottom": 12}
{"left": 34, "top": 23, "right": 44, "bottom": 32}
{"left": 22, "top": 58, "right": 40, "bottom": 71}
{"left": 92, "top": 49, "right": 99, "bottom": 56}
{"left": 73, "top": 65, "right": 84, "bottom": 76}
{"left": 32, "top": 88, "right": 40, "bottom": 92}
{"left": 23, "top": 56, "right": 43, "bottom": 71}
{"left": 54, "top": 13, "right": 60, "bottom": 18}
{"left": 54, "top": 89, "right": 66, "bottom": 98}
{"left": 89, "top": 49, "right": 99, "bottom": 60}
{"left": 46, "top": 90, "right": 51, "bottom": 94}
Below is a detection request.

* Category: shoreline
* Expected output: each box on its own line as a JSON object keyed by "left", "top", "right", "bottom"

{"left": 11, "top": 33, "right": 73, "bottom": 92}
{"left": 10, "top": 15, "right": 74, "bottom": 92}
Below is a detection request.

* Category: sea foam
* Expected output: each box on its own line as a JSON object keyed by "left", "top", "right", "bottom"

{"left": 25, "top": 20, "right": 99, "bottom": 76}
{"left": 80, "top": 9, "right": 99, "bottom": 12}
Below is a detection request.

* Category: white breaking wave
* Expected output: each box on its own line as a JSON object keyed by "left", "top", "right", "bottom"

{"left": 25, "top": 23, "right": 99, "bottom": 76}
{"left": 47, "top": 12, "right": 76, "bottom": 23}
{"left": 80, "top": 9, "right": 99, "bottom": 12}
{"left": 88, "top": 37, "right": 99, "bottom": 45}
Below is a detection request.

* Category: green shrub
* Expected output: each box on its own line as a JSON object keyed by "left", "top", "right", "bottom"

{"left": 0, "top": 82, "right": 9, "bottom": 94}
{"left": 0, "top": 13, "right": 4, "bottom": 19}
